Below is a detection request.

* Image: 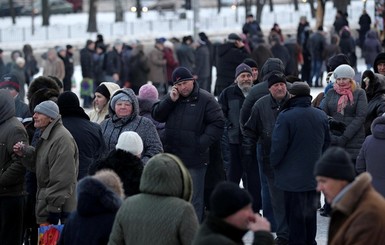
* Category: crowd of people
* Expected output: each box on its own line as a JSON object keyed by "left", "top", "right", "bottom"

{"left": 2, "top": 7, "right": 385, "bottom": 245}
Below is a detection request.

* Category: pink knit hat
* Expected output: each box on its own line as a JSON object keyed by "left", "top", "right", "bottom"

{"left": 138, "top": 84, "right": 158, "bottom": 100}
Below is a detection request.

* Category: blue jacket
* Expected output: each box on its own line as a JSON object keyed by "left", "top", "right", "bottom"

{"left": 270, "top": 96, "right": 330, "bottom": 192}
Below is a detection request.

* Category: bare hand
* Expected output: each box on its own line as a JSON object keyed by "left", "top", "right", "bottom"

{"left": 13, "top": 141, "right": 26, "bottom": 157}
{"left": 170, "top": 86, "right": 180, "bottom": 102}
{"left": 248, "top": 214, "right": 271, "bottom": 232}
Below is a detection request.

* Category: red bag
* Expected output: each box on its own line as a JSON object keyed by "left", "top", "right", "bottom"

{"left": 38, "top": 225, "right": 63, "bottom": 245}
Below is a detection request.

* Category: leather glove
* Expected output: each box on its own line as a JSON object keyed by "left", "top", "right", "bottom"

{"left": 328, "top": 118, "right": 346, "bottom": 136}
{"left": 47, "top": 212, "right": 60, "bottom": 225}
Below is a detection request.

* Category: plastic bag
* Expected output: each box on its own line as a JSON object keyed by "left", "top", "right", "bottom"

{"left": 38, "top": 224, "right": 64, "bottom": 245}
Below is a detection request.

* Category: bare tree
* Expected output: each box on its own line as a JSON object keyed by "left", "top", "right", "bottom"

{"left": 115, "top": 0, "right": 124, "bottom": 22}
{"left": 307, "top": 0, "right": 316, "bottom": 18}
{"left": 315, "top": 0, "right": 326, "bottom": 28}
{"left": 293, "top": 0, "right": 299, "bottom": 11}
{"left": 42, "top": 0, "right": 49, "bottom": 26}
{"left": 244, "top": 0, "right": 252, "bottom": 16}
{"left": 87, "top": 0, "right": 98, "bottom": 32}
{"left": 7, "top": 0, "right": 16, "bottom": 24}
{"left": 333, "top": 0, "right": 351, "bottom": 14}
{"left": 255, "top": 0, "right": 266, "bottom": 24}
{"left": 136, "top": 0, "right": 142, "bottom": 18}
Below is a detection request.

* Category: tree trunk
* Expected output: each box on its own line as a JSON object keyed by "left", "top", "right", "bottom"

{"left": 293, "top": 0, "right": 299, "bottom": 11}
{"left": 308, "top": 0, "right": 316, "bottom": 18}
{"left": 315, "top": 0, "right": 326, "bottom": 29}
{"left": 87, "top": 0, "right": 97, "bottom": 32}
{"left": 217, "top": 0, "right": 221, "bottom": 14}
{"left": 8, "top": 0, "right": 16, "bottom": 24}
{"left": 244, "top": 0, "right": 251, "bottom": 16}
{"left": 114, "top": 0, "right": 124, "bottom": 22}
{"left": 136, "top": 0, "right": 142, "bottom": 18}
{"left": 333, "top": 0, "right": 350, "bottom": 14}
{"left": 269, "top": 0, "right": 273, "bottom": 12}
{"left": 42, "top": 0, "right": 49, "bottom": 26}
{"left": 255, "top": 0, "right": 266, "bottom": 24}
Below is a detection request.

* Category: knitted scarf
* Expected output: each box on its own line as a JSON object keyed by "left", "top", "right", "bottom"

{"left": 333, "top": 82, "right": 354, "bottom": 114}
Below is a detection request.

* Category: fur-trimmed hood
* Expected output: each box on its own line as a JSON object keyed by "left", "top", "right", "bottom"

{"left": 76, "top": 176, "right": 122, "bottom": 216}
{"left": 139, "top": 153, "right": 193, "bottom": 202}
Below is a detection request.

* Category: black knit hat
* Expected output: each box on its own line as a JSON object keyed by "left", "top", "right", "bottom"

{"left": 95, "top": 84, "right": 111, "bottom": 100}
{"left": 314, "top": 147, "right": 356, "bottom": 182}
{"left": 172, "top": 67, "right": 194, "bottom": 84}
{"left": 57, "top": 91, "right": 89, "bottom": 119}
{"left": 210, "top": 182, "right": 252, "bottom": 218}
{"left": 0, "top": 73, "right": 20, "bottom": 92}
{"left": 374, "top": 52, "right": 385, "bottom": 73}
{"left": 268, "top": 72, "right": 286, "bottom": 88}
{"left": 243, "top": 58, "right": 258, "bottom": 69}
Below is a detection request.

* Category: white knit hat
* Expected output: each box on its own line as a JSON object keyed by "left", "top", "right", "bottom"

{"left": 333, "top": 64, "right": 355, "bottom": 80}
{"left": 115, "top": 131, "right": 143, "bottom": 156}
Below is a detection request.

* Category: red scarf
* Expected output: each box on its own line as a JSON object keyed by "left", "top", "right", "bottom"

{"left": 333, "top": 82, "right": 354, "bottom": 114}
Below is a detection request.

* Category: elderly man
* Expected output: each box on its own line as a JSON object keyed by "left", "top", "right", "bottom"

{"left": 218, "top": 63, "right": 261, "bottom": 213}
{"left": 14, "top": 100, "right": 78, "bottom": 225}
{"left": 152, "top": 66, "right": 224, "bottom": 222}
{"left": 192, "top": 182, "right": 273, "bottom": 245}
{"left": 0, "top": 89, "right": 29, "bottom": 245}
{"left": 315, "top": 147, "right": 385, "bottom": 245}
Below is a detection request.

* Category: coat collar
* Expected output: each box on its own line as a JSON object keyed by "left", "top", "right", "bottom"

{"left": 40, "top": 116, "right": 62, "bottom": 140}
{"left": 332, "top": 172, "right": 372, "bottom": 215}
{"left": 205, "top": 214, "right": 248, "bottom": 243}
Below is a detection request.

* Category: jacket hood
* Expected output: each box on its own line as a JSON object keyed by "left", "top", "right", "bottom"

{"left": 366, "top": 30, "right": 378, "bottom": 39}
{"left": 0, "top": 89, "right": 15, "bottom": 124}
{"left": 100, "top": 82, "right": 120, "bottom": 101}
{"left": 373, "top": 52, "right": 385, "bottom": 73}
{"left": 76, "top": 177, "right": 122, "bottom": 216}
{"left": 371, "top": 116, "right": 385, "bottom": 139}
{"left": 260, "top": 58, "right": 285, "bottom": 81}
{"left": 361, "top": 70, "right": 385, "bottom": 100}
{"left": 108, "top": 88, "right": 139, "bottom": 118}
{"left": 140, "top": 153, "right": 193, "bottom": 202}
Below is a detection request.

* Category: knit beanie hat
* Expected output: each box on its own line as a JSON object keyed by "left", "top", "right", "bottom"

{"left": 34, "top": 100, "right": 59, "bottom": 119}
{"left": 235, "top": 63, "right": 252, "bottom": 78}
{"left": 327, "top": 54, "right": 350, "bottom": 72}
{"left": 172, "top": 67, "right": 194, "bottom": 84}
{"left": 243, "top": 58, "right": 258, "bottom": 69}
{"left": 138, "top": 83, "right": 159, "bottom": 101}
{"left": 0, "top": 73, "right": 20, "bottom": 92}
{"left": 333, "top": 64, "right": 355, "bottom": 80}
{"left": 95, "top": 84, "right": 111, "bottom": 100}
{"left": 58, "top": 91, "right": 89, "bottom": 119}
{"left": 289, "top": 82, "right": 311, "bottom": 97}
{"left": 210, "top": 182, "right": 252, "bottom": 218}
{"left": 110, "top": 92, "right": 132, "bottom": 109}
{"left": 314, "top": 147, "right": 356, "bottom": 182}
{"left": 115, "top": 131, "right": 144, "bottom": 156}
{"left": 268, "top": 72, "right": 286, "bottom": 88}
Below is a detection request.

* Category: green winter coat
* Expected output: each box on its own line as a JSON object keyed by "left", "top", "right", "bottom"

{"left": 108, "top": 153, "right": 199, "bottom": 245}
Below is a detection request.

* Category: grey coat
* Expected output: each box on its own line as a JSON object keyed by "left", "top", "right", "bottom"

{"left": 356, "top": 116, "right": 385, "bottom": 197}
{"left": 323, "top": 87, "right": 367, "bottom": 159}
{"left": 100, "top": 88, "right": 163, "bottom": 163}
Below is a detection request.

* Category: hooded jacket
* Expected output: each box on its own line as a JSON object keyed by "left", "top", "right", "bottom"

{"left": 0, "top": 90, "right": 28, "bottom": 196}
{"left": 328, "top": 173, "right": 385, "bottom": 245}
{"left": 356, "top": 116, "right": 385, "bottom": 197}
{"left": 361, "top": 71, "right": 385, "bottom": 136}
{"left": 362, "top": 30, "right": 382, "bottom": 66}
{"left": 108, "top": 153, "right": 199, "bottom": 245}
{"left": 373, "top": 52, "right": 385, "bottom": 73}
{"left": 88, "top": 82, "right": 120, "bottom": 124}
{"left": 59, "top": 176, "right": 123, "bottom": 245}
{"left": 100, "top": 88, "right": 163, "bottom": 163}
{"left": 21, "top": 117, "right": 79, "bottom": 224}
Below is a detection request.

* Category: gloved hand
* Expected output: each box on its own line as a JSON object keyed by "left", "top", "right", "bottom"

{"left": 47, "top": 212, "right": 60, "bottom": 225}
{"left": 328, "top": 118, "right": 346, "bottom": 136}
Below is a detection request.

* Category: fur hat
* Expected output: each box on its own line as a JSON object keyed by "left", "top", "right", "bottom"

{"left": 289, "top": 82, "right": 311, "bottom": 97}
{"left": 210, "top": 182, "right": 252, "bottom": 218}
{"left": 333, "top": 64, "right": 355, "bottom": 80}
{"left": 115, "top": 131, "right": 144, "bottom": 156}
{"left": 58, "top": 91, "right": 89, "bottom": 119}
{"left": 93, "top": 169, "right": 125, "bottom": 199}
{"left": 235, "top": 63, "right": 252, "bottom": 79}
{"left": 268, "top": 72, "right": 286, "bottom": 88}
{"left": 326, "top": 54, "right": 350, "bottom": 72}
{"left": 314, "top": 147, "right": 356, "bottom": 182}
{"left": 138, "top": 83, "right": 159, "bottom": 101}
{"left": 27, "top": 76, "right": 60, "bottom": 113}
{"left": 34, "top": 100, "right": 59, "bottom": 119}
{"left": 0, "top": 73, "right": 20, "bottom": 92}
{"left": 172, "top": 67, "right": 194, "bottom": 84}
